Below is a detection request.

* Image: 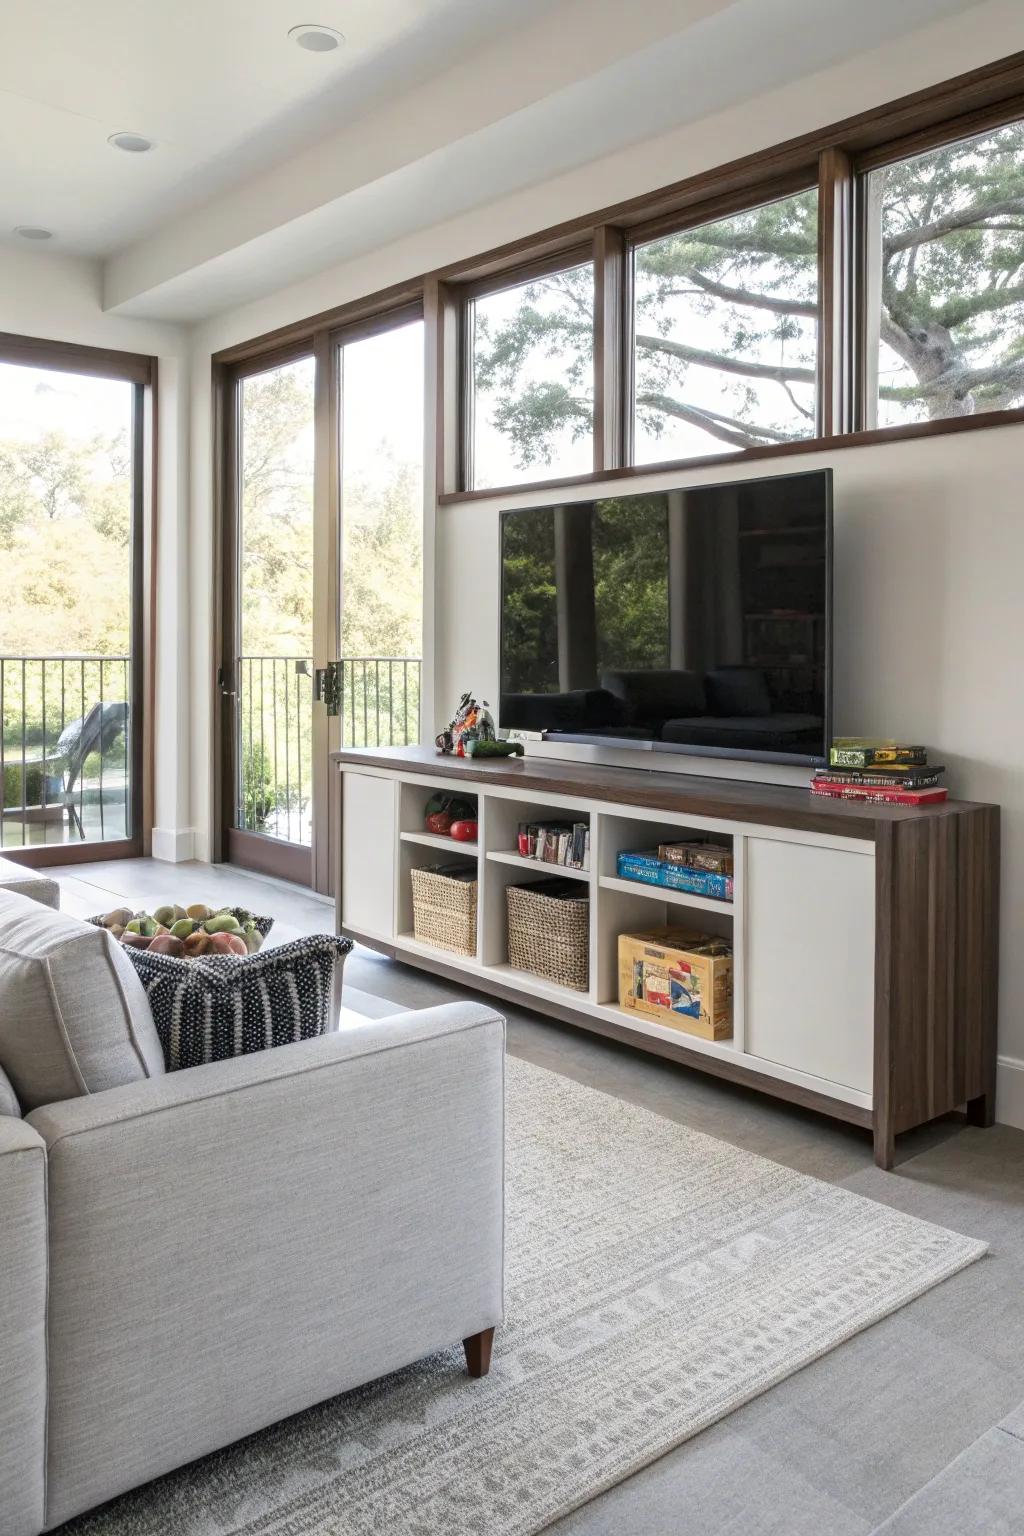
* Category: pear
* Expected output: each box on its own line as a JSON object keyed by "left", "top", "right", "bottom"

{"left": 152, "top": 905, "right": 177, "bottom": 929}
{"left": 103, "top": 906, "right": 133, "bottom": 930}
{"left": 173, "top": 904, "right": 187, "bottom": 921}
{"left": 186, "top": 903, "right": 213, "bottom": 922}
{"left": 170, "top": 918, "right": 196, "bottom": 940}
{"left": 204, "top": 913, "right": 243, "bottom": 936}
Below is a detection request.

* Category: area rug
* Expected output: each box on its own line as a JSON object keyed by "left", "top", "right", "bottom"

{"left": 63, "top": 1056, "right": 986, "bottom": 1536}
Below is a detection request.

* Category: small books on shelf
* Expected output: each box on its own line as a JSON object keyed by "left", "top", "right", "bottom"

{"left": 829, "top": 738, "right": 927, "bottom": 769}
{"left": 817, "top": 738, "right": 947, "bottom": 804}
{"left": 617, "top": 850, "right": 733, "bottom": 902}
{"left": 517, "top": 821, "right": 590, "bottom": 871}
{"left": 811, "top": 783, "right": 948, "bottom": 805}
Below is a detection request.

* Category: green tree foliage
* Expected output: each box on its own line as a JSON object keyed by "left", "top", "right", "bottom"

{"left": 593, "top": 499, "right": 669, "bottom": 671}
{"left": 475, "top": 121, "right": 1024, "bottom": 458}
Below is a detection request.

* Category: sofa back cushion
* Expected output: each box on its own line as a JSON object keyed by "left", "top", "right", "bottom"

{"left": 0, "top": 1063, "right": 20, "bottom": 1117}
{"left": 0, "top": 889, "right": 164, "bottom": 1112}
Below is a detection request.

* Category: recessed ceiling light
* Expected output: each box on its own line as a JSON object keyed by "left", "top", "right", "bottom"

{"left": 108, "top": 131, "right": 155, "bottom": 153}
{"left": 14, "top": 225, "right": 53, "bottom": 241}
{"left": 288, "top": 23, "right": 345, "bottom": 51}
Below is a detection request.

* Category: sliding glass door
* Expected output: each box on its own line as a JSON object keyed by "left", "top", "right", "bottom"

{"left": 0, "top": 345, "right": 147, "bottom": 862}
{"left": 221, "top": 310, "right": 423, "bottom": 892}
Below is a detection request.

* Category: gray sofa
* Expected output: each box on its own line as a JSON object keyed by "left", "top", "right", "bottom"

{"left": 0, "top": 884, "right": 505, "bottom": 1534}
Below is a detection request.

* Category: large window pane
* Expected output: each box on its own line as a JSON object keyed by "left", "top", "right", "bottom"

{"left": 237, "top": 356, "right": 315, "bottom": 844}
{"left": 867, "top": 120, "right": 1024, "bottom": 427}
{"left": 632, "top": 190, "right": 819, "bottom": 464}
{"left": 0, "top": 362, "right": 136, "bottom": 849}
{"left": 470, "top": 260, "right": 594, "bottom": 489}
{"left": 339, "top": 318, "right": 424, "bottom": 747}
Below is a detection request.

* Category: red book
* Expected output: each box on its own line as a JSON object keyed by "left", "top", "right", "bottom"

{"left": 810, "top": 783, "right": 948, "bottom": 806}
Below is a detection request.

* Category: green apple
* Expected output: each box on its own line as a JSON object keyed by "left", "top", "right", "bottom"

{"left": 170, "top": 918, "right": 196, "bottom": 940}
{"left": 204, "top": 913, "right": 243, "bottom": 935}
{"left": 152, "top": 904, "right": 177, "bottom": 929}
{"left": 124, "top": 918, "right": 144, "bottom": 935}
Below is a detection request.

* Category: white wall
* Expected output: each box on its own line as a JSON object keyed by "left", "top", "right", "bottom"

{"left": 185, "top": 0, "right": 1024, "bottom": 1121}
{"left": 0, "top": 246, "right": 192, "bottom": 859}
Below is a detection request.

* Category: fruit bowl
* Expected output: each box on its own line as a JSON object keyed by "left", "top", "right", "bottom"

{"left": 87, "top": 904, "right": 273, "bottom": 960}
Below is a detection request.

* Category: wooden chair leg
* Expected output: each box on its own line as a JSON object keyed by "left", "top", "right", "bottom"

{"left": 463, "top": 1327, "right": 495, "bottom": 1378}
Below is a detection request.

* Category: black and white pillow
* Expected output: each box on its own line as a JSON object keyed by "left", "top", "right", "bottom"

{"left": 112, "top": 934, "right": 354, "bottom": 1071}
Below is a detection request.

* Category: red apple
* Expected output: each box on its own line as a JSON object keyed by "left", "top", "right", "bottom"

{"left": 120, "top": 932, "right": 152, "bottom": 950}
{"left": 449, "top": 819, "right": 478, "bottom": 842}
{"left": 148, "top": 934, "right": 185, "bottom": 958}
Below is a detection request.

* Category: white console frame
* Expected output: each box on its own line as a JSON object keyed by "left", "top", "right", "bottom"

{"left": 339, "top": 762, "right": 877, "bottom": 1117}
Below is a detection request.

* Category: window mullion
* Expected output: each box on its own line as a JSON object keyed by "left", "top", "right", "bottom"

{"left": 818, "top": 147, "right": 856, "bottom": 438}
{"left": 593, "top": 225, "right": 627, "bottom": 472}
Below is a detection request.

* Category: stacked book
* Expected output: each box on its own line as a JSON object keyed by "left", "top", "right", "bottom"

{"left": 812, "top": 739, "right": 947, "bottom": 805}
{"left": 517, "top": 820, "right": 590, "bottom": 871}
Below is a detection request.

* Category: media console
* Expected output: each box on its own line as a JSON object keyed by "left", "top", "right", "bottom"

{"left": 332, "top": 745, "right": 999, "bottom": 1168}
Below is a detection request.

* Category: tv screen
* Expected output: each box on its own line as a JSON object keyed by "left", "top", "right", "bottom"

{"left": 499, "top": 468, "right": 832, "bottom": 764}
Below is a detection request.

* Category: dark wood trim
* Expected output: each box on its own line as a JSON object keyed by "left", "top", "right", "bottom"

{"left": 872, "top": 806, "right": 1001, "bottom": 1169}
{"left": 463, "top": 1327, "right": 495, "bottom": 1378}
{"left": 212, "top": 280, "right": 423, "bottom": 369}
{"left": 229, "top": 337, "right": 315, "bottom": 382}
{"left": 212, "top": 358, "right": 236, "bottom": 862}
{"left": 0, "top": 331, "right": 154, "bottom": 385}
{"left": 128, "top": 379, "right": 147, "bottom": 855}
{"left": 330, "top": 745, "right": 982, "bottom": 839}
{"left": 226, "top": 827, "right": 312, "bottom": 886}
{"left": 436, "top": 403, "right": 1024, "bottom": 505}
{"left": 458, "top": 243, "right": 593, "bottom": 303}
{"left": 141, "top": 369, "right": 158, "bottom": 857}
{"left": 593, "top": 225, "right": 627, "bottom": 473}
{"left": 327, "top": 298, "right": 424, "bottom": 349}
{"left": 625, "top": 169, "right": 817, "bottom": 250}
{"left": 818, "top": 148, "right": 855, "bottom": 438}
{"left": 311, "top": 329, "right": 340, "bottom": 898}
{"left": 2, "top": 838, "right": 138, "bottom": 868}
{"left": 854, "top": 89, "right": 1024, "bottom": 173}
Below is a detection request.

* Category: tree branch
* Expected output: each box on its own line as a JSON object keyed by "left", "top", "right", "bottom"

{"left": 636, "top": 391, "right": 798, "bottom": 448}
{"left": 635, "top": 332, "right": 815, "bottom": 384}
{"left": 658, "top": 270, "right": 816, "bottom": 317}
{"left": 885, "top": 195, "right": 1024, "bottom": 255}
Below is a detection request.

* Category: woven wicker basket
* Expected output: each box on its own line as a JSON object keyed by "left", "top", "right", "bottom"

{"left": 411, "top": 865, "right": 477, "bottom": 956}
{"left": 507, "top": 881, "right": 589, "bottom": 991}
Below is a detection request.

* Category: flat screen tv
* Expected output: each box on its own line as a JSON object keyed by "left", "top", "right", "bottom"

{"left": 499, "top": 468, "right": 832, "bottom": 765}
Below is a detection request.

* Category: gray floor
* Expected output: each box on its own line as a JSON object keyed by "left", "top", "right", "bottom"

{"left": 57, "top": 857, "right": 1024, "bottom": 1536}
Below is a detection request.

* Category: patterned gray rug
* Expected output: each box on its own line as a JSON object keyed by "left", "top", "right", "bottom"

{"left": 64, "top": 1056, "right": 986, "bottom": 1536}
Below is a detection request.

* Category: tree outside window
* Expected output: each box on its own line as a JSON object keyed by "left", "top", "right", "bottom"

{"left": 867, "top": 120, "right": 1024, "bottom": 426}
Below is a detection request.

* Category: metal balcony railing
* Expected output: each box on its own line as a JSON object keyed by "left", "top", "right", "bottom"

{"left": 0, "top": 654, "right": 131, "bottom": 849}
{"left": 237, "top": 655, "right": 421, "bottom": 845}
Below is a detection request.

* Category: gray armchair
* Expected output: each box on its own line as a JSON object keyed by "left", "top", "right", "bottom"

{"left": 0, "top": 888, "right": 505, "bottom": 1534}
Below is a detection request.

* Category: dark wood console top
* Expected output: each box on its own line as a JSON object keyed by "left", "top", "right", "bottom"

{"left": 332, "top": 744, "right": 992, "bottom": 840}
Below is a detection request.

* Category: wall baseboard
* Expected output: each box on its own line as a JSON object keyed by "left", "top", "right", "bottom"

{"left": 996, "top": 1055, "right": 1024, "bottom": 1130}
{"left": 151, "top": 827, "right": 196, "bottom": 863}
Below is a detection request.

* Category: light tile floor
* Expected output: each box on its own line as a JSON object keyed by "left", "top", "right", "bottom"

{"left": 51, "top": 857, "right": 1024, "bottom": 1536}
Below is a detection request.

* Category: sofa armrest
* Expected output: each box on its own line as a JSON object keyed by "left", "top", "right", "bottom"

{"left": 27, "top": 1001, "right": 506, "bottom": 1529}
{"left": 0, "top": 1117, "right": 47, "bottom": 1536}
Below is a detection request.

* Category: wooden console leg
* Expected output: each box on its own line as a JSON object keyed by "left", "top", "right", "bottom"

{"left": 965, "top": 1090, "right": 996, "bottom": 1128}
{"left": 463, "top": 1327, "right": 495, "bottom": 1378}
{"left": 873, "top": 1119, "right": 895, "bottom": 1171}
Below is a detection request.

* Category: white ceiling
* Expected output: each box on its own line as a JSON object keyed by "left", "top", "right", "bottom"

{"left": 0, "top": 0, "right": 996, "bottom": 322}
{"left": 0, "top": 0, "right": 558, "bottom": 254}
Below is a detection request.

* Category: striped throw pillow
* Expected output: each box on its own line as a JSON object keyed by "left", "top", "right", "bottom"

{"left": 113, "top": 935, "right": 354, "bottom": 1070}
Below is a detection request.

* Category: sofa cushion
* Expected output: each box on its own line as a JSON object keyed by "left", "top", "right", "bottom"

{"left": 0, "top": 888, "right": 164, "bottom": 1112}
{"left": 121, "top": 934, "right": 355, "bottom": 1070}
{"left": 0, "top": 1063, "right": 20, "bottom": 1117}
{"left": 0, "top": 854, "right": 59, "bottom": 910}
{"left": 601, "top": 668, "right": 706, "bottom": 723}
{"left": 704, "top": 667, "right": 772, "bottom": 718}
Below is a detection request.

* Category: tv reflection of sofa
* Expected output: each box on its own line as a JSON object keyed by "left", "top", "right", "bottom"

{"left": 501, "top": 668, "right": 823, "bottom": 753}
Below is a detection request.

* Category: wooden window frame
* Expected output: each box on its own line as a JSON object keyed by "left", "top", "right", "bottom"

{"left": 0, "top": 331, "right": 156, "bottom": 867}
{"left": 212, "top": 50, "right": 1024, "bottom": 514}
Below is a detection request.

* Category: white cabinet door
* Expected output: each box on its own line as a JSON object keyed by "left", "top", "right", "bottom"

{"left": 341, "top": 772, "right": 396, "bottom": 939}
{"left": 744, "top": 836, "right": 875, "bottom": 1095}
